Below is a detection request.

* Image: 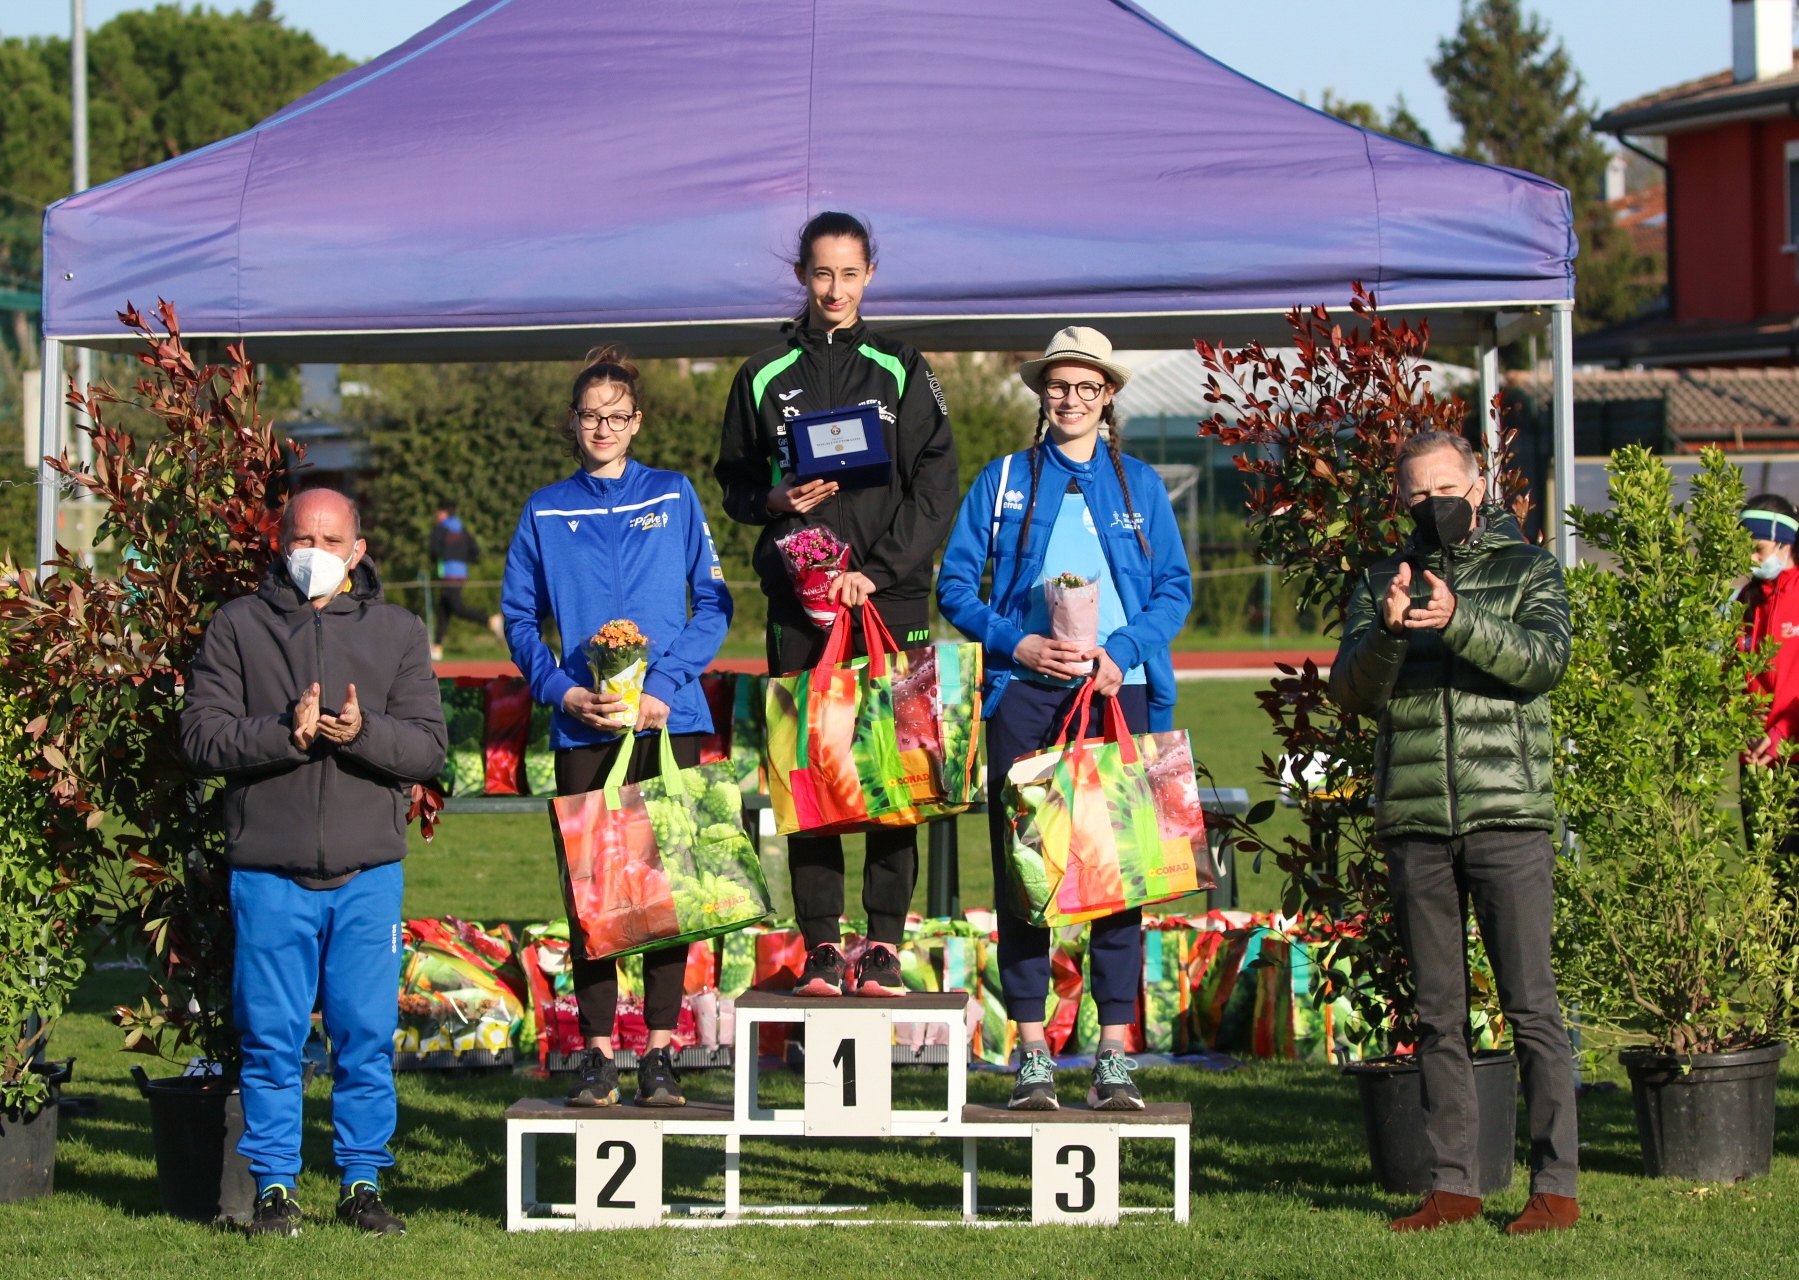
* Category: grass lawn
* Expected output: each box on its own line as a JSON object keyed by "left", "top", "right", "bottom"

{"left": 14, "top": 681, "right": 1794, "bottom": 1277}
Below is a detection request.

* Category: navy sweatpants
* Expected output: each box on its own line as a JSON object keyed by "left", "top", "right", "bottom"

{"left": 986, "top": 681, "right": 1149, "bottom": 1027}
{"left": 232, "top": 861, "right": 405, "bottom": 1194}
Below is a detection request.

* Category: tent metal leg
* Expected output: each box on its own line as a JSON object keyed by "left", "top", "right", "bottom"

{"left": 36, "top": 337, "right": 62, "bottom": 577}
{"left": 1476, "top": 330, "right": 1501, "bottom": 499}
{"left": 1550, "top": 307, "right": 1576, "bottom": 567}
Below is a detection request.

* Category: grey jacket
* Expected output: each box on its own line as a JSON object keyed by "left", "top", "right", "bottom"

{"left": 181, "top": 561, "right": 447, "bottom": 879}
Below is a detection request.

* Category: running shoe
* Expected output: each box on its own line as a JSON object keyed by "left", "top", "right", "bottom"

{"left": 853, "top": 942, "right": 907, "bottom": 997}
{"left": 1087, "top": 1048, "right": 1146, "bottom": 1111}
{"left": 245, "top": 1185, "right": 302, "bottom": 1238}
{"left": 634, "top": 1045, "right": 686, "bottom": 1107}
{"left": 1007, "top": 1047, "right": 1060, "bottom": 1111}
{"left": 336, "top": 1182, "right": 406, "bottom": 1235}
{"left": 566, "top": 1048, "right": 620, "bottom": 1107}
{"left": 794, "top": 943, "right": 848, "bottom": 996}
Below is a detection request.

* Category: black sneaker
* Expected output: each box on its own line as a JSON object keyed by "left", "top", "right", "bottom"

{"left": 853, "top": 942, "right": 906, "bottom": 997}
{"left": 1087, "top": 1048, "right": 1145, "bottom": 1111}
{"left": 794, "top": 944, "right": 847, "bottom": 996}
{"left": 634, "top": 1045, "right": 686, "bottom": 1107}
{"left": 566, "top": 1049, "right": 620, "bottom": 1107}
{"left": 336, "top": 1182, "right": 405, "bottom": 1235}
{"left": 245, "top": 1185, "right": 302, "bottom": 1238}
{"left": 1007, "top": 1047, "right": 1059, "bottom": 1111}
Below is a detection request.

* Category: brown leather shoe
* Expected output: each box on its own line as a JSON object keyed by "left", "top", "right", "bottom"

{"left": 1506, "top": 1193, "right": 1579, "bottom": 1235}
{"left": 1389, "top": 1190, "right": 1483, "bottom": 1233}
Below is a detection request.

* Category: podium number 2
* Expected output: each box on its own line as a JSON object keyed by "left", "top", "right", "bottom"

{"left": 833, "top": 1037, "right": 857, "bottom": 1106}
{"left": 1056, "top": 1144, "right": 1096, "bottom": 1214}
{"left": 595, "top": 1140, "right": 636, "bottom": 1209}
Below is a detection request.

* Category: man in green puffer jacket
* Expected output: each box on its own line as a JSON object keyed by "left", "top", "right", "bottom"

{"left": 1331, "top": 430, "right": 1579, "bottom": 1237}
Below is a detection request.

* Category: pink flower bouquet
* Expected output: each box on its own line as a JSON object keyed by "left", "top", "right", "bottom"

{"left": 777, "top": 523, "right": 852, "bottom": 627}
{"left": 1044, "top": 572, "right": 1099, "bottom": 675}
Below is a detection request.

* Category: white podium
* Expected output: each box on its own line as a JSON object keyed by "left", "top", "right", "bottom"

{"left": 504, "top": 989, "right": 1191, "bottom": 1228}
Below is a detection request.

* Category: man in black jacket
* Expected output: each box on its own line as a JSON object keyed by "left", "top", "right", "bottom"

{"left": 715, "top": 213, "right": 958, "bottom": 999}
{"left": 182, "top": 488, "right": 446, "bottom": 1239}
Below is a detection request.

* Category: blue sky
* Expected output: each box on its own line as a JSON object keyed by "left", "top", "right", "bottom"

{"left": 0, "top": 0, "right": 1735, "bottom": 148}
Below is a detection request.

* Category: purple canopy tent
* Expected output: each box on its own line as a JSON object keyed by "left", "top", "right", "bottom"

{"left": 36, "top": 0, "right": 1578, "bottom": 569}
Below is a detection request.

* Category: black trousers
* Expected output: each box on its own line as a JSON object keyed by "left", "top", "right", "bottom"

{"left": 555, "top": 734, "right": 704, "bottom": 1038}
{"left": 435, "top": 578, "right": 489, "bottom": 642}
{"left": 767, "top": 595, "right": 931, "bottom": 950}
{"left": 987, "top": 681, "right": 1149, "bottom": 1025}
{"left": 1384, "top": 828, "right": 1579, "bottom": 1198}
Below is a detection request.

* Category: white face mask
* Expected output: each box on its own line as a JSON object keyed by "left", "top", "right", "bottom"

{"left": 287, "top": 546, "right": 350, "bottom": 599}
{"left": 1753, "top": 553, "right": 1789, "bottom": 581}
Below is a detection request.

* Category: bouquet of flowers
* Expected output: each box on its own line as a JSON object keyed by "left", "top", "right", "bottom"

{"left": 1044, "top": 572, "right": 1099, "bottom": 675}
{"left": 585, "top": 619, "right": 650, "bottom": 729}
{"left": 776, "top": 523, "right": 852, "bottom": 627}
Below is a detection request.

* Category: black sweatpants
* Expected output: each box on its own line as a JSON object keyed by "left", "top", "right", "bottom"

{"left": 768, "top": 595, "right": 933, "bottom": 950}
{"left": 435, "top": 578, "right": 489, "bottom": 642}
{"left": 555, "top": 733, "right": 704, "bottom": 1038}
{"left": 1384, "top": 828, "right": 1579, "bottom": 1198}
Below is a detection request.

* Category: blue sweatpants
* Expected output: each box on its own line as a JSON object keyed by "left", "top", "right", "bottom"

{"left": 231, "top": 861, "right": 404, "bottom": 1193}
{"left": 986, "top": 681, "right": 1148, "bottom": 1027}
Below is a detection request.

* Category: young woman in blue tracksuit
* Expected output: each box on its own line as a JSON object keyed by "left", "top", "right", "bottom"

{"left": 502, "top": 347, "right": 732, "bottom": 1109}
{"left": 937, "top": 326, "right": 1192, "bottom": 1113}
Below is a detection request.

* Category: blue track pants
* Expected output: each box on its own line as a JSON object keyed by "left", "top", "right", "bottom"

{"left": 231, "top": 861, "right": 404, "bottom": 1192}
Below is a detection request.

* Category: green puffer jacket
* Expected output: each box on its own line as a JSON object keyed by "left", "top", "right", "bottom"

{"left": 1329, "top": 505, "right": 1569, "bottom": 840}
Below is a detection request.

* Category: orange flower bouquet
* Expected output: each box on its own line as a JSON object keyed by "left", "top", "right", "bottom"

{"left": 585, "top": 619, "right": 650, "bottom": 729}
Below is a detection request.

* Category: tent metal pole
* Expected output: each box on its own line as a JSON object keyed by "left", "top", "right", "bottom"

{"left": 1476, "top": 325, "right": 1501, "bottom": 499}
{"left": 1550, "top": 306, "right": 1576, "bottom": 567}
{"left": 37, "top": 338, "right": 63, "bottom": 577}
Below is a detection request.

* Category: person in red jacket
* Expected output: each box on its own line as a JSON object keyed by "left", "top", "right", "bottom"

{"left": 1741, "top": 494, "right": 1799, "bottom": 768}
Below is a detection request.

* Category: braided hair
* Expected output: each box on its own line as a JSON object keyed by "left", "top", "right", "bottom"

{"left": 1015, "top": 388, "right": 1152, "bottom": 559}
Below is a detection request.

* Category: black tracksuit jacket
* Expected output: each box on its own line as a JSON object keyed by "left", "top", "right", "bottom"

{"left": 714, "top": 320, "right": 958, "bottom": 611}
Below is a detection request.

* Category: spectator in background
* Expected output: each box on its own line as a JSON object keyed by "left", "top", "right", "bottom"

{"left": 1739, "top": 494, "right": 1799, "bottom": 769}
{"left": 428, "top": 501, "right": 502, "bottom": 661}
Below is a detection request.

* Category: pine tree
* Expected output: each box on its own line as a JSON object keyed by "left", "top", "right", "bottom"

{"left": 1430, "top": 0, "right": 1658, "bottom": 330}
{"left": 1321, "top": 90, "right": 1435, "bottom": 150}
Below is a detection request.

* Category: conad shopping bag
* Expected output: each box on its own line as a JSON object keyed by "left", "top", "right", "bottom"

{"left": 729, "top": 674, "right": 766, "bottom": 795}
{"left": 550, "top": 731, "right": 771, "bottom": 962}
{"left": 483, "top": 677, "right": 532, "bottom": 796}
{"left": 764, "top": 603, "right": 971, "bottom": 836}
{"left": 1002, "top": 682, "right": 1201, "bottom": 928}
{"left": 438, "top": 678, "right": 486, "bottom": 797}
{"left": 524, "top": 702, "right": 556, "bottom": 797}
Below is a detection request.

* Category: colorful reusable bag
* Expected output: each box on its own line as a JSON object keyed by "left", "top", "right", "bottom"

{"left": 764, "top": 603, "right": 973, "bottom": 836}
{"left": 729, "top": 673, "right": 766, "bottom": 794}
{"left": 1002, "top": 682, "right": 1202, "bottom": 928}
{"left": 482, "top": 677, "right": 532, "bottom": 796}
{"left": 438, "top": 678, "right": 486, "bottom": 797}
{"left": 549, "top": 731, "right": 771, "bottom": 962}
{"left": 524, "top": 702, "right": 556, "bottom": 796}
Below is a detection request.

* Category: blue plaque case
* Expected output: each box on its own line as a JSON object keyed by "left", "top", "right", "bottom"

{"left": 788, "top": 404, "right": 892, "bottom": 489}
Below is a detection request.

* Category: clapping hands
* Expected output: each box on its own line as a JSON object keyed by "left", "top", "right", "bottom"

{"left": 291, "top": 682, "right": 364, "bottom": 750}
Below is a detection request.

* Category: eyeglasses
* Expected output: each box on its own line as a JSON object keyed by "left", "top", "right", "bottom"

{"left": 1043, "top": 379, "right": 1107, "bottom": 402}
{"left": 573, "top": 409, "right": 638, "bottom": 432}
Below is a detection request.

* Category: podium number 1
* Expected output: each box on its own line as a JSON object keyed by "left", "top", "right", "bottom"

{"left": 595, "top": 1140, "right": 636, "bottom": 1209}
{"left": 833, "top": 1037, "right": 857, "bottom": 1106}
{"left": 1056, "top": 1144, "right": 1096, "bottom": 1213}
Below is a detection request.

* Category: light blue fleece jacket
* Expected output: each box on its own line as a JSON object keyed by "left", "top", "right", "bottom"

{"left": 936, "top": 442, "right": 1192, "bottom": 731}
{"left": 501, "top": 462, "right": 732, "bottom": 748}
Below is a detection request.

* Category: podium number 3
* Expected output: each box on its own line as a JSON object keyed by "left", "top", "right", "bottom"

{"left": 833, "top": 1037, "right": 857, "bottom": 1106}
{"left": 1056, "top": 1144, "right": 1096, "bottom": 1213}
{"left": 595, "top": 1140, "right": 637, "bottom": 1209}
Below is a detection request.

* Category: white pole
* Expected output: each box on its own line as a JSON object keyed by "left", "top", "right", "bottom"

{"left": 37, "top": 338, "right": 63, "bottom": 577}
{"left": 1551, "top": 305, "right": 1576, "bottom": 567}
{"left": 71, "top": 0, "right": 88, "bottom": 196}
{"left": 1476, "top": 326, "right": 1501, "bottom": 500}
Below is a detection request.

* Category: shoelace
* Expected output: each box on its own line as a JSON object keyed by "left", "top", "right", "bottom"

{"left": 1017, "top": 1049, "right": 1055, "bottom": 1085}
{"left": 1093, "top": 1052, "right": 1139, "bottom": 1086}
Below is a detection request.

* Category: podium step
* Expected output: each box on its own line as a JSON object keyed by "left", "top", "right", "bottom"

{"left": 961, "top": 1101, "right": 1192, "bottom": 1125}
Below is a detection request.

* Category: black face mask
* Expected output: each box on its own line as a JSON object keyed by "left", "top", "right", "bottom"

{"left": 1409, "top": 494, "right": 1476, "bottom": 548}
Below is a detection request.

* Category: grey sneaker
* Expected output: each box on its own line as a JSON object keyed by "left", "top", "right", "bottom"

{"left": 336, "top": 1182, "right": 405, "bottom": 1235}
{"left": 567, "top": 1049, "right": 620, "bottom": 1107}
{"left": 1008, "top": 1047, "right": 1059, "bottom": 1111}
{"left": 1087, "top": 1049, "right": 1145, "bottom": 1111}
{"left": 245, "top": 1185, "right": 302, "bottom": 1238}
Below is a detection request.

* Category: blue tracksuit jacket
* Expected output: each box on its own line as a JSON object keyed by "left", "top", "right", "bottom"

{"left": 936, "top": 442, "right": 1192, "bottom": 731}
{"left": 502, "top": 462, "right": 732, "bottom": 748}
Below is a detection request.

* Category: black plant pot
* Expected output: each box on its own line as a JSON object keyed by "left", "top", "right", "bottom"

{"left": 0, "top": 1060, "right": 72, "bottom": 1203}
{"left": 131, "top": 1069, "right": 256, "bottom": 1223}
{"left": 1343, "top": 1050, "right": 1517, "bottom": 1196}
{"left": 1620, "top": 1042, "right": 1786, "bottom": 1182}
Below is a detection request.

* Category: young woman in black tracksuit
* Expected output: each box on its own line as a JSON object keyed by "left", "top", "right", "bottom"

{"left": 714, "top": 212, "right": 958, "bottom": 998}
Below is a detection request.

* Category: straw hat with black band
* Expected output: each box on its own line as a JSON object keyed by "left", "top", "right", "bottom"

{"left": 1017, "top": 326, "right": 1132, "bottom": 393}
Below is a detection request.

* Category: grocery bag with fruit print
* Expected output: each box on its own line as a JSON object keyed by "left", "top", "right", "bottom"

{"left": 550, "top": 730, "right": 771, "bottom": 962}
{"left": 1002, "top": 679, "right": 1203, "bottom": 928}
